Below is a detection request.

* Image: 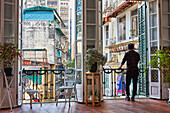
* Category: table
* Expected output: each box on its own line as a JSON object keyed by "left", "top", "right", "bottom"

{"left": 85, "top": 72, "right": 101, "bottom": 106}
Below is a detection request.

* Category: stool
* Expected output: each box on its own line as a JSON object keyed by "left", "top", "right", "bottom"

{"left": 85, "top": 72, "right": 101, "bottom": 106}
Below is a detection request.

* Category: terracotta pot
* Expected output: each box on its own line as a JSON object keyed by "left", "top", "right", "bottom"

{"left": 90, "top": 62, "right": 97, "bottom": 72}
{"left": 4, "top": 68, "right": 13, "bottom": 76}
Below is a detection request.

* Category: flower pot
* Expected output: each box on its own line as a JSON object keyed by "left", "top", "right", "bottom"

{"left": 4, "top": 68, "right": 13, "bottom": 76}
{"left": 90, "top": 62, "right": 97, "bottom": 72}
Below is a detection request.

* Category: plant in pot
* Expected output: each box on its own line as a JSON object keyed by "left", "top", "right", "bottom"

{"left": 84, "top": 48, "right": 107, "bottom": 72}
{"left": 148, "top": 49, "right": 170, "bottom": 103}
{"left": 0, "top": 43, "right": 22, "bottom": 76}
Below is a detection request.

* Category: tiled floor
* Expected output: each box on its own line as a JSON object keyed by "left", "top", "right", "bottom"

{"left": 0, "top": 99, "right": 169, "bottom": 113}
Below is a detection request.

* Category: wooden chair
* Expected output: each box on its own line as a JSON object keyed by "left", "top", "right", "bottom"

{"left": 56, "top": 68, "right": 78, "bottom": 107}
{"left": 22, "top": 75, "right": 43, "bottom": 109}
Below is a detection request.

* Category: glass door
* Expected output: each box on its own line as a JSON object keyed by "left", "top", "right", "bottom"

{"left": 148, "top": 0, "right": 161, "bottom": 99}
{"left": 75, "top": 0, "right": 83, "bottom": 102}
{"left": 0, "top": 0, "right": 19, "bottom": 108}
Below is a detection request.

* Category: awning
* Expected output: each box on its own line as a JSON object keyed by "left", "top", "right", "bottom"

{"left": 56, "top": 28, "right": 65, "bottom": 36}
{"left": 102, "top": 17, "right": 111, "bottom": 25}
{"left": 102, "top": 1, "right": 141, "bottom": 25}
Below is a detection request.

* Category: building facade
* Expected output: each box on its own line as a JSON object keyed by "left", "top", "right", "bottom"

{"left": 22, "top": 6, "right": 67, "bottom": 101}
{"left": 23, "top": 0, "right": 47, "bottom": 9}
{"left": 23, "top": 6, "right": 67, "bottom": 68}
{"left": 102, "top": 0, "right": 170, "bottom": 99}
{"left": 102, "top": 0, "right": 143, "bottom": 97}
{"left": 0, "top": 0, "right": 23, "bottom": 108}
{"left": 47, "top": 0, "right": 59, "bottom": 12}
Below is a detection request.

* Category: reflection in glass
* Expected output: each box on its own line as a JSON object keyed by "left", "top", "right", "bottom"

{"left": 163, "top": 41, "right": 170, "bottom": 49}
{"left": 76, "top": 55, "right": 81, "bottom": 69}
{"left": 149, "top": 1, "right": 157, "bottom": 14}
{"left": 87, "top": 10, "right": 96, "bottom": 23}
{"left": 19, "top": 7, "right": 22, "bottom": 23}
{"left": 4, "top": 38, "right": 15, "bottom": 43}
{"left": 99, "top": 27, "right": 102, "bottom": 52}
{"left": 163, "top": 28, "right": 170, "bottom": 40}
{"left": 150, "top": 28, "right": 157, "bottom": 41}
{"left": 87, "top": 40, "right": 95, "bottom": 50}
{"left": 131, "top": 16, "right": 138, "bottom": 37}
{"left": 77, "top": 0, "right": 82, "bottom": 11}
{"left": 76, "top": 26, "right": 82, "bottom": 40}
{"left": 4, "top": 4, "right": 15, "bottom": 20}
{"left": 77, "top": 71, "right": 82, "bottom": 84}
{"left": 150, "top": 42, "right": 158, "bottom": 54}
{"left": 99, "top": 10, "right": 102, "bottom": 26}
{"left": 87, "top": 25, "right": 96, "bottom": 39}
{"left": 150, "top": 14, "right": 157, "bottom": 27}
{"left": 4, "top": 21, "right": 15, "bottom": 37}
{"left": 77, "top": 11, "right": 82, "bottom": 25}
{"left": 86, "top": 0, "right": 96, "bottom": 9}
{"left": 76, "top": 41, "right": 82, "bottom": 54}
{"left": 98, "top": 0, "right": 102, "bottom": 12}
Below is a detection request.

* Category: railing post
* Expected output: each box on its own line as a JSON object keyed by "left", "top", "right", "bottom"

{"left": 122, "top": 70, "right": 125, "bottom": 96}
{"left": 114, "top": 70, "right": 116, "bottom": 97}
{"left": 103, "top": 70, "right": 106, "bottom": 96}
{"left": 111, "top": 71, "right": 113, "bottom": 97}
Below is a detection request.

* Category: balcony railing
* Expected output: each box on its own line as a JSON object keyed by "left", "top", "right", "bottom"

{"left": 103, "top": 68, "right": 148, "bottom": 98}
{"left": 22, "top": 69, "right": 75, "bottom": 103}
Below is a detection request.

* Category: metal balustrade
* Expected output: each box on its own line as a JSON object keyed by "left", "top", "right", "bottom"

{"left": 103, "top": 68, "right": 148, "bottom": 98}
{"left": 22, "top": 68, "right": 74, "bottom": 103}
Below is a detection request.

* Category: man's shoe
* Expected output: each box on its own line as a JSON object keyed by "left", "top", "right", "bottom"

{"left": 125, "top": 97, "right": 130, "bottom": 101}
{"left": 131, "top": 97, "right": 135, "bottom": 102}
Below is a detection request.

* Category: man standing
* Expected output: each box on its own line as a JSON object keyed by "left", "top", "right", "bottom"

{"left": 119, "top": 43, "right": 140, "bottom": 101}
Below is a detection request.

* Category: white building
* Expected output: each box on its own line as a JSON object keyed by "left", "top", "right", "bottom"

{"left": 102, "top": 0, "right": 170, "bottom": 99}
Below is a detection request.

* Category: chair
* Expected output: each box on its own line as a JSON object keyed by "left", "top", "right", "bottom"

{"left": 22, "top": 75, "right": 43, "bottom": 109}
{"left": 56, "top": 68, "right": 78, "bottom": 107}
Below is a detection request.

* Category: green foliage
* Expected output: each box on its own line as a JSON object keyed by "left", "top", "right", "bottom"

{"left": 0, "top": 43, "right": 22, "bottom": 68}
{"left": 66, "top": 58, "right": 75, "bottom": 68}
{"left": 149, "top": 49, "right": 170, "bottom": 83}
{"left": 84, "top": 48, "right": 107, "bottom": 71}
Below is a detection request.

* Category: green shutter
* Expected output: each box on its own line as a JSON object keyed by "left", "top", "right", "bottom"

{"left": 138, "top": 2, "right": 149, "bottom": 96}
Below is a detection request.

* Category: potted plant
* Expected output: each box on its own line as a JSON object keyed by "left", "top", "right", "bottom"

{"left": 0, "top": 43, "right": 22, "bottom": 76}
{"left": 84, "top": 48, "right": 107, "bottom": 72}
{"left": 148, "top": 49, "right": 170, "bottom": 103}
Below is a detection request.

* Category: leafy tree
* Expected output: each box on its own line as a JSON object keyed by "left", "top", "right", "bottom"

{"left": 66, "top": 58, "right": 75, "bottom": 68}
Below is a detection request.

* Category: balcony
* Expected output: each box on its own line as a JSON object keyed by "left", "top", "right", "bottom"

{"left": 1, "top": 99, "right": 169, "bottom": 113}
{"left": 21, "top": 68, "right": 148, "bottom": 104}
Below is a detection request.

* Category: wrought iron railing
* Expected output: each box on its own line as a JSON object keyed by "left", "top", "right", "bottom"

{"left": 103, "top": 68, "right": 148, "bottom": 98}
{"left": 22, "top": 69, "right": 68, "bottom": 103}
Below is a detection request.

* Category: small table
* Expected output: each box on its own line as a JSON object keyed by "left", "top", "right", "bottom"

{"left": 85, "top": 72, "right": 101, "bottom": 106}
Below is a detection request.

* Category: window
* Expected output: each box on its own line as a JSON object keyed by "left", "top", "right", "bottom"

{"left": 106, "top": 26, "right": 109, "bottom": 46}
{"left": 149, "top": 1, "right": 158, "bottom": 54}
{"left": 118, "top": 16, "right": 126, "bottom": 41}
{"left": 131, "top": 9, "right": 138, "bottom": 38}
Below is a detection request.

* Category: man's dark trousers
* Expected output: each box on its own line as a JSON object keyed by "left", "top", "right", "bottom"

{"left": 126, "top": 68, "right": 138, "bottom": 97}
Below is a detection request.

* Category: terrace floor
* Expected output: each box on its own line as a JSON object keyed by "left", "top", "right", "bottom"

{"left": 0, "top": 99, "right": 169, "bottom": 113}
